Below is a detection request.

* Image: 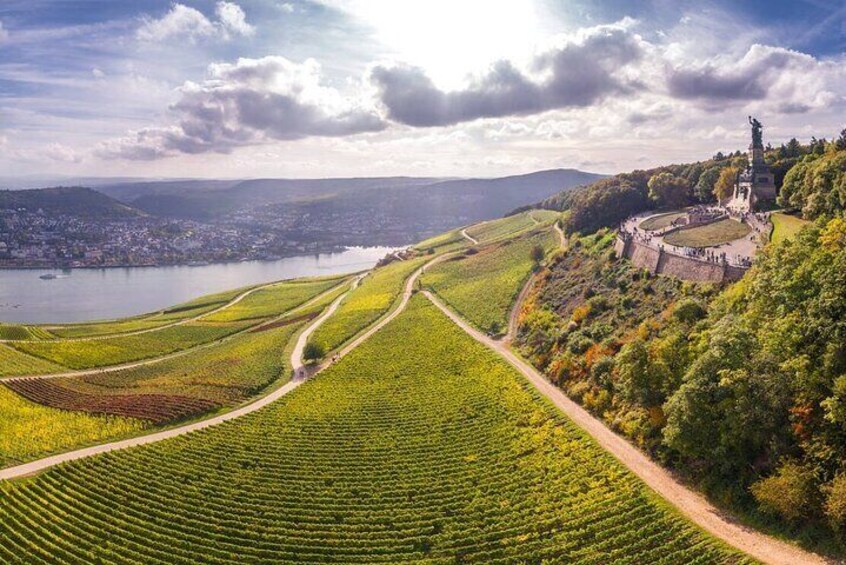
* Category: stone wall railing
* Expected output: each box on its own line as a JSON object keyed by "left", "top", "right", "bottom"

{"left": 614, "top": 234, "right": 747, "bottom": 284}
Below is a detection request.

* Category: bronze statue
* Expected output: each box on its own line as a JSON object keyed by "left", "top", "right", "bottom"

{"left": 748, "top": 116, "right": 763, "bottom": 148}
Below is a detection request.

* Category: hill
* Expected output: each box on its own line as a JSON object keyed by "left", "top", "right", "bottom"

{"left": 0, "top": 186, "right": 143, "bottom": 219}
{"left": 97, "top": 169, "right": 604, "bottom": 222}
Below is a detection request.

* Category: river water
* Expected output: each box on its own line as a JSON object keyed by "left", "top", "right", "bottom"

{"left": 0, "top": 247, "right": 394, "bottom": 324}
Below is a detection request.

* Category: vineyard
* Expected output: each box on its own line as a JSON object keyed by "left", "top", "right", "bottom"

{"left": 46, "top": 286, "right": 254, "bottom": 339}
{"left": 3, "top": 277, "right": 346, "bottom": 373}
{"left": 0, "top": 386, "right": 146, "bottom": 468}
{"left": 422, "top": 228, "right": 559, "bottom": 334}
{"left": 464, "top": 211, "right": 550, "bottom": 243}
{"left": 306, "top": 257, "right": 427, "bottom": 356}
{"left": 0, "top": 296, "right": 748, "bottom": 564}
{"left": 0, "top": 344, "right": 65, "bottom": 377}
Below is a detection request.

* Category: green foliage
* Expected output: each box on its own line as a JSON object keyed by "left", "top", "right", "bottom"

{"left": 647, "top": 172, "right": 691, "bottom": 209}
{"left": 561, "top": 176, "right": 651, "bottom": 234}
{"left": 0, "top": 297, "right": 750, "bottom": 563}
{"left": 303, "top": 341, "right": 325, "bottom": 362}
{"left": 779, "top": 148, "right": 846, "bottom": 219}
{"left": 714, "top": 166, "right": 739, "bottom": 201}
{"left": 751, "top": 461, "right": 818, "bottom": 523}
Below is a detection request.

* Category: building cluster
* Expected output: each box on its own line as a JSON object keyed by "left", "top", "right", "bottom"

{"left": 0, "top": 208, "right": 344, "bottom": 268}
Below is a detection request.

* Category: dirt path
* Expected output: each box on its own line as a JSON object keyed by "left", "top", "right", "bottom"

{"left": 0, "top": 257, "right": 445, "bottom": 481}
{"left": 0, "top": 278, "right": 354, "bottom": 383}
{"left": 3, "top": 279, "right": 289, "bottom": 344}
{"left": 424, "top": 290, "right": 829, "bottom": 565}
{"left": 460, "top": 227, "right": 479, "bottom": 245}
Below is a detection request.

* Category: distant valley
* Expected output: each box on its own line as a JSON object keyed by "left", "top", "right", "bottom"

{"left": 0, "top": 169, "right": 603, "bottom": 268}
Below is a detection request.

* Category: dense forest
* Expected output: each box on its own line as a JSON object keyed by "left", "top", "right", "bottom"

{"left": 521, "top": 132, "right": 846, "bottom": 551}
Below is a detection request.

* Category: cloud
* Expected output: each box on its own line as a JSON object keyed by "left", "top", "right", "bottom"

{"left": 45, "top": 143, "right": 83, "bottom": 163}
{"left": 215, "top": 1, "right": 255, "bottom": 38}
{"left": 370, "top": 21, "right": 644, "bottom": 127}
{"left": 97, "top": 56, "right": 385, "bottom": 160}
{"left": 136, "top": 2, "right": 253, "bottom": 42}
{"left": 0, "top": 20, "right": 8, "bottom": 43}
{"left": 666, "top": 44, "right": 837, "bottom": 110}
{"left": 278, "top": 3, "right": 295, "bottom": 14}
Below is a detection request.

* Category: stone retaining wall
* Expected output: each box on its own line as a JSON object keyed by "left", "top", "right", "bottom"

{"left": 615, "top": 235, "right": 747, "bottom": 283}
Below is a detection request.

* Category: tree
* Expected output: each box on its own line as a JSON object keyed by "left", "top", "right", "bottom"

{"left": 751, "top": 461, "right": 817, "bottom": 522}
{"left": 647, "top": 172, "right": 690, "bottom": 209}
{"left": 835, "top": 128, "right": 846, "bottom": 151}
{"left": 530, "top": 244, "right": 545, "bottom": 264}
{"left": 694, "top": 166, "right": 722, "bottom": 203}
{"left": 303, "top": 342, "right": 325, "bottom": 363}
{"left": 713, "top": 166, "right": 738, "bottom": 201}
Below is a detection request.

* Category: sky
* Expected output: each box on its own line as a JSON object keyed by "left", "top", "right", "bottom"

{"left": 0, "top": 0, "right": 844, "bottom": 180}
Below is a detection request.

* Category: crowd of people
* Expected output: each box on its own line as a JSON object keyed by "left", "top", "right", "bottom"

{"left": 618, "top": 208, "right": 758, "bottom": 269}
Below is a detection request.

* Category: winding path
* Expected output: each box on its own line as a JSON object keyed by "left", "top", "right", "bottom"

{"left": 460, "top": 227, "right": 479, "bottom": 245}
{"left": 424, "top": 289, "right": 829, "bottom": 565}
{"left": 0, "top": 256, "right": 445, "bottom": 481}
{"left": 0, "top": 278, "right": 354, "bottom": 383}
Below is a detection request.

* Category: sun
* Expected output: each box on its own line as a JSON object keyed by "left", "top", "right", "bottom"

{"left": 329, "top": 0, "right": 546, "bottom": 88}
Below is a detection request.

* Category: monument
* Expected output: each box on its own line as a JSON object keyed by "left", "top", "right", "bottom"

{"left": 726, "top": 116, "right": 777, "bottom": 212}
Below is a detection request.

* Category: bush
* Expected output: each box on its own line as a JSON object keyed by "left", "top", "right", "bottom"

{"left": 751, "top": 461, "right": 817, "bottom": 522}
{"left": 672, "top": 298, "right": 706, "bottom": 324}
{"left": 824, "top": 474, "right": 846, "bottom": 526}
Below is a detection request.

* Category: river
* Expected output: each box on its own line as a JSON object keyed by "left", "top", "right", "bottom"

{"left": 0, "top": 247, "right": 395, "bottom": 324}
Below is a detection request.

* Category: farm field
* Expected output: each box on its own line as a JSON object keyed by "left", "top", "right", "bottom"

{"left": 6, "top": 318, "right": 307, "bottom": 423}
{"left": 639, "top": 211, "right": 686, "bottom": 231}
{"left": 0, "top": 386, "right": 146, "bottom": 468}
{"left": 0, "top": 296, "right": 750, "bottom": 564}
{"left": 422, "top": 228, "right": 559, "bottom": 334}
{"left": 9, "top": 320, "right": 254, "bottom": 370}
{"left": 0, "top": 344, "right": 67, "bottom": 377}
{"left": 307, "top": 256, "right": 427, "bottom": 355}
{"left": 663, "top": 218, "right": 751, "bottom": 248}
{"left": 5, "top": 277, "right": 346, "bottom": 372}
{"left": 770, "top": 211, "right": 811, "bottom": 245}
{"left": 464, "top": 211, "right": 539, "bottom": 243}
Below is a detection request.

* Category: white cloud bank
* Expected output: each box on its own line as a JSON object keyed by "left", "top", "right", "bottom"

{"left": 136, "top": 2, "right": 254, "bottom": 43}
{"left": 97, "top": 56, "right": 385, "bottom": 160}
{"left": 103, "top": 19, "right": 844, "bottom": 161}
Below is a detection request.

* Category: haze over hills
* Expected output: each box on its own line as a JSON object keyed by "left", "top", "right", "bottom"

{"left": 94, "top": 169, "right": 604, "bottom": 222}
{"left": 0, "top": 168, "right": 603, "bottom": 268}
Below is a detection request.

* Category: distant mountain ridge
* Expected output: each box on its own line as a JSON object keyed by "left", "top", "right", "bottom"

{"left": 95, "top": 169, "right": 605, "bottom": 222}
{"left": 0, "top": 186, "right": 143, "bottom": 219}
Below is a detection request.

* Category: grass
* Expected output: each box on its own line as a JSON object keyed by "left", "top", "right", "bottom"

{"left": 422, "top": 228, "right": 559, "bottom": 334}
{"left": 307, "top": 256, "right": 427, "bottom": 355}
{"left": 413, "top": 228, "right": 468, "bottom": 253}
{"left": 639, "top": 211, "right": 686, "bottom": 231}
{"left": 0, "top": 296, "right": 751, "bottom": 563}
{"left": 201, "top": 277, "right": 344, "bottom": 322}
{"left": 0, "top": 386, "right": 147, "bottom": 468}
{"left": 770, "top": 212, "right": 811, "bottom": 245}
{"left": 664, "top": 218, "right": 751, "bottom": 248}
